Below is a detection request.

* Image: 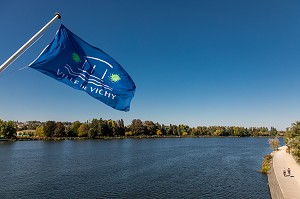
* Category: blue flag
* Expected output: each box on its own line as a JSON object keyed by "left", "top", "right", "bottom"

{"left": 29, "top": 25, "right": 136, "bottom": 111}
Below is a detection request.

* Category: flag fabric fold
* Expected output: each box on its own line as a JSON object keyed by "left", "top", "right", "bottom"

{"left": 29, "top": 24, "right": 136, "bottom": 111}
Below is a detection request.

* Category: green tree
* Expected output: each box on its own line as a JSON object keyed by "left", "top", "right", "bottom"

{"left": 90, "top": 119, "right": 100, "bottom": 136}
{"left": 116, "top": 119, "right": 125, "bottom": 136}
{"left": 270, "top": 127, "right": 278, "bottom": 136}
{"left": 257, "top": 127, "right": 270, "bottom": 136}
{"left": 178, "top": 124, "right": 190, "bottom": 136}
{"left": 0, "top": 120, "right": 16, "bottom": 138}
{"left": 161, "top": 124, "right": 167, "bottom": 135}
{"left": 285, "top": 121, "right": 300, "bottom": 161}
{"left": 129, "top": 119, "right": 145, "bottom": 136}
{"left": 68, "top": 121, "right": 81, "bottom": 136}
{"left": 54, "top": 122, "right": 66, "bottom": 137}
{"left": 167, "top": 124, "right": 175, "bottom": 135}
{"left": 144, "top": 121, "right": 157, "bottom": 136}
{"left": 196, "top": 126, "right": 208, "bottom": 136}
{"left": 43, "top": 121, "right": 56, "bottom": 137}
{"left": 102, "top": 120, "right": 113, "bottom": 137}
{"left": 249, "top": 127, "right": 259, "bottom": 136}
{"left": 107, "top": 120, "right": 116, "bottom": 136}
{"left": 233, "top": 127, "right": 241, "bottom": 136}
{"left": 88, "top": 127, "right": 97, "bottom": 138}
{"left": 286, "top": 122, "right": 300, "bottom": 138}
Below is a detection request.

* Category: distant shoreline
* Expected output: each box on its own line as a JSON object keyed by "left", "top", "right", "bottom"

{"left": 4, "top": 135, "right": 282, "bottom": 141}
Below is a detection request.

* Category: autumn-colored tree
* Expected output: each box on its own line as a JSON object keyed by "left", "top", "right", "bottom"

{"left": 268, "top": 138, "right": 279, "bottom": 151}
{"left": 78, "top": 123, "right": 89, "bottom": 137}
{"left": 156, "top": 129, "right": 163, "bottom": 136}
{"left": 213, "top": 129, "right": 224, "bottom": 136}
{"left": 35, "top": 126, "right": 45, "bottom": 137}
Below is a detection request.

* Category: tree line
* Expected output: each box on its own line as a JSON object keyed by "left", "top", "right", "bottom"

{"left": 0, "top": 118, "right": 284, "bottom": 139}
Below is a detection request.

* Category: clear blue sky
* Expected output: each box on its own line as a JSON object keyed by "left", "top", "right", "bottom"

{"left": 1, "top": 0, "right": 300, "bottom": 130}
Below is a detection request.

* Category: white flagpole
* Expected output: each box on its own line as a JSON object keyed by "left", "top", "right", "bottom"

{"left": 0, "top": 12, "right": 61, "bottom": 73}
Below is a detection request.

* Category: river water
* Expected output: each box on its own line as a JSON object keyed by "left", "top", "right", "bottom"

{"left": 0, "top": 138, "right": 272, "bottom": 199}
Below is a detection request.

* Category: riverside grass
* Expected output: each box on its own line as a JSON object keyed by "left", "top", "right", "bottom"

{"left": 261, "top": 154, "right": 272, "bottom": 174}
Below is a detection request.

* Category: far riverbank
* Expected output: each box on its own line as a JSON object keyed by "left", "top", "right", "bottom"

{"left": 4, "top": 135, "right": 283, "bottom": 141}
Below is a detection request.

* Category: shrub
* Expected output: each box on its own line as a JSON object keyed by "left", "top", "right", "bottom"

{"left": 125, "top": 131, "right": 133, "bottom": 136}
{"left": 261, "top": 154, "right": 272, "bottom": 174}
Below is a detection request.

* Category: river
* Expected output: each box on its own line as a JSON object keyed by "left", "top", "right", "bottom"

{"left": 0, "top": 137, "right": 273, "bottom": 198}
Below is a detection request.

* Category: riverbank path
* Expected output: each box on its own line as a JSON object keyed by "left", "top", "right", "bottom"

{"left": 272, "top": 146, "right": 300, "bottom": 199}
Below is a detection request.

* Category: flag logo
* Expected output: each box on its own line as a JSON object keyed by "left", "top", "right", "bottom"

{"left": 29, "top": 25, "right": 136, "bottom": 111}
{"left": 72, "top": 52, "right": 81, "bottom": 63}
{"left": 109, "top": 74, "right": 121, "bottom": 83}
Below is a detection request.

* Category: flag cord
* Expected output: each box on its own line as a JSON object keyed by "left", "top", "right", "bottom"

{"left": 0, "top": 34, "right": 45, "bottom": 79}
{"left": 0, "top": 12, "right": 61, "bottom": 73}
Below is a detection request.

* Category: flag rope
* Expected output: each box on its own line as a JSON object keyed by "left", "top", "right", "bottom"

{"left": 0, "top": 34, "right": 44, "bottom": 78}
{"left": 0, "top": 13, "right": 61, "bottom": 73}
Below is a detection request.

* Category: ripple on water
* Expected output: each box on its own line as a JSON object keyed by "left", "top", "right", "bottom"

{"left": 0, "top": 138, "right": 272, "bottom": 199}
